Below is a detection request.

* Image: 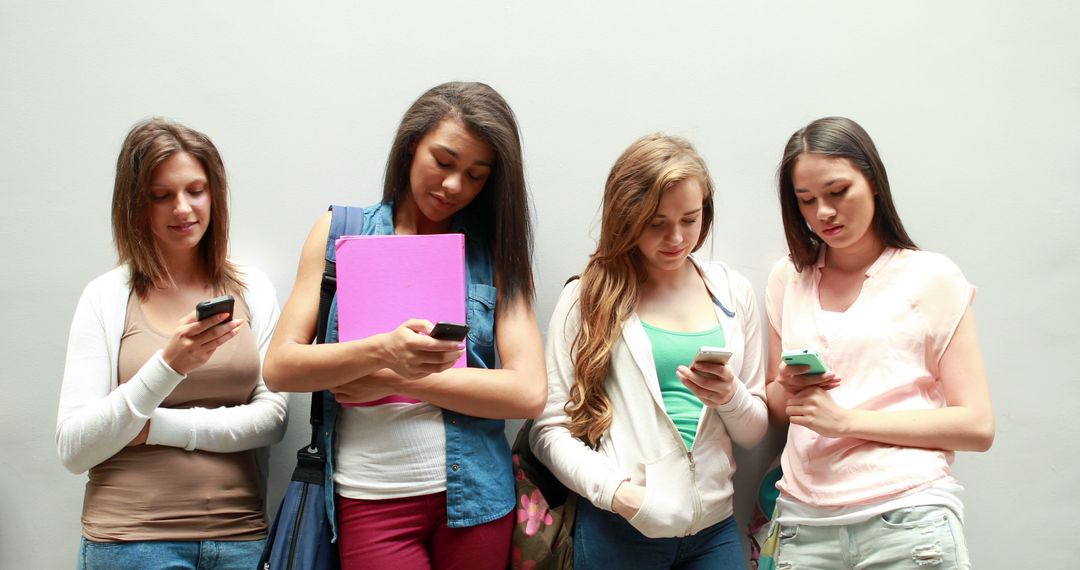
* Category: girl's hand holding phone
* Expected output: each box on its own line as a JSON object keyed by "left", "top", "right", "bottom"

{"left": 381, "top": 319, "right": 465, "bottom": 380}
{"left": 677, "top": 360, "right": 737, "bottom": 407}
{"left": 775, "top": 361, "right": 842, "bottom": 395}
{"left": 163, "top": 310, "right": 244, "bottom": 375}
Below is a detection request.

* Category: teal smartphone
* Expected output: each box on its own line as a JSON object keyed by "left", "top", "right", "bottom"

{"left": 781, "top": 349, "right": 828, "bottom": 375}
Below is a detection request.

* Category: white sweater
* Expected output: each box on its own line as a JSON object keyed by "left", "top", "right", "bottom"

{"left": 531, "top": 260, "right": 768, "bottom": 538}
{"left": 56, "top": 264, "right": 288, "bottom": 474}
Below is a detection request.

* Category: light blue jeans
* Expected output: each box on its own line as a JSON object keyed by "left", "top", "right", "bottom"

{"left": 775, "top": 505, "right": 971, "bottom": 569}
{"left": 78, "top": 537, "right": 266, "bottom": 570}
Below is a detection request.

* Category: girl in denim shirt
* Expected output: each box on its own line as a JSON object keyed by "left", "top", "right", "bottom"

{"left": 264, "top": 82, "right": 545, "bottom": 569}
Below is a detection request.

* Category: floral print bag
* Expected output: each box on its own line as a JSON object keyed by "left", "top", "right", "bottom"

{"left": 510, "top": 419, "right": 578, "bottom": 570}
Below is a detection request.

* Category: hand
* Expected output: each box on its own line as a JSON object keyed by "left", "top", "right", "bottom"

{"left": 775, "top": 361, "right": 841, "bottom": 395}
{"left": 380, "top": 319, "right": 465, "bottom": 381}
{"left": 331, "top": 374, "right": 395, "bottom": 404}
{"left": 162, "top": 311, "right": 244, "bottom": 375}
{"left": 786, "top": 386, "right": 851, "bottom": 438}
{"left": 677, "top": 361, "right": 736, "bottom": 407}
{"left": 611, "top": 480, "right": 645, "bottom": 520}
{"left": 126, "top": 421, "right": 150, "bottom": 447}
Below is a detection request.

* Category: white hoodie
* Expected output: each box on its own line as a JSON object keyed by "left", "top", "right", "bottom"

{"left": 531, "top": 259, "right": 767, "bottom": 538}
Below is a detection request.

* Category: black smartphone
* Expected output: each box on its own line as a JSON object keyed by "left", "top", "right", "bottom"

{"left": 196, "top": 294, "right": 235, "bottom": 322}
{"left": 429, "top": 321, "right": 469, "bottom": 341}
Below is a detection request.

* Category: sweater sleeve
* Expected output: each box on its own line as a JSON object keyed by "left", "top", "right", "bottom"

{"left": 146, "top": 266, "right": 288, "bottom": 452}
{"left": 56, "top": 278, "right": 185, "bottom": 474}
{"left": 529, "top": 281, "right": 631, "bottom": 512}
{"left": 712, "top": 268, "right": 769, "bottom": 448}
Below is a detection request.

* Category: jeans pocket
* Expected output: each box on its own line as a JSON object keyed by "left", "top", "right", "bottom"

{"left": 467, "top": 284, "right": 496, "bottom": 346}
{"left": 879, "top": 505, "right": 949, "bottom": 530}
{"left": 778, "top": 524, "right": 799, "bottom": 542}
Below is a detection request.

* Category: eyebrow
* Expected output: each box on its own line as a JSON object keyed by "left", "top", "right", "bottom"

{"left": 794, "top": 177, "right": 850, "bottom": 193}
{"left": 436, "top": 144, "right": 493, "bottom": 167}
{"left": 653, "top": 207, "right": 703, "bottom": 218}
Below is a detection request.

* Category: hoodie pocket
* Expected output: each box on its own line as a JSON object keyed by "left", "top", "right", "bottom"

{"left": 626, "top": 447, "right": 695, "bottom": 538}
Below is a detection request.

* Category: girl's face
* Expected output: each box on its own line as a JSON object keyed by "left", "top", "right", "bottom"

{"left": 636, "top": 177, "right": 705, "bottom": 276}
{"left": 791, "top": 153, "right": 878, "bottom": 251}
{"left": 147, "top": 151, "right": 211, "bottom": 260}
{"left": 407, "top": 118, "right": 494, "bottom": 225}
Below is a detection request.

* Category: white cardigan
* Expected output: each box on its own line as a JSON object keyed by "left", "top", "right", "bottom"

{"left": 531, "top": 260, "right": 768, "bottom": 538}
{"left": 55, "top": 264, "right": 288, "bottom": 474}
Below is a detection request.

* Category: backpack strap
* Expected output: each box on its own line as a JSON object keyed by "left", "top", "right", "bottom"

{"left": 308, "top": 205, "right": 365, "bottom": 441}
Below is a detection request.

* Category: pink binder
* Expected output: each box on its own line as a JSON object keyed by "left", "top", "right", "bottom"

{"left": 335, "top": 233, "right": 467, "bottom": 406}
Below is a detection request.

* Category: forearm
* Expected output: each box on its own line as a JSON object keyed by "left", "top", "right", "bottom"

{"left": 841, "top": 405, "right": 995, "bottom": 452}
{"left": 263, "top": 336, "right": 391, "bottom": 392}
{"left": 765, "top": 380, "right": 793, "bottom": 424}
{"left": 714, "top": 382, "right": 769, "bottom": 448}
{"left": 57, "top": 350, "right": 184, "bottom": 473}
{"left": 147, "top": 381, "right": 288, "bottom": 452}
{"left": 394, "top": 366, "right": 546, "bottom": 419}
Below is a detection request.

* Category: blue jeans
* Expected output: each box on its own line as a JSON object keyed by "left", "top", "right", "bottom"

{"left": 573, "top": 498, "right": 745, "bottom": 569}
{"left": 774, "top": 505, "right": 971, "bottom": 569}
{"left": 78, "top": 537, "right": 266, "bottom": 570}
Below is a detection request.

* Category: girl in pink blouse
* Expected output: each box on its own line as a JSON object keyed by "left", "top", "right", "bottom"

{"left": 763, "top": 117, "right": 994, "bottom": 569}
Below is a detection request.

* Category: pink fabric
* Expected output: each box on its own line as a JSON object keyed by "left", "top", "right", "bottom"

{"left": 337, "top": 492, "right": 512, "bottom": 570}
{"left": 765, "top": 248, "right": 975, "bottom": 507}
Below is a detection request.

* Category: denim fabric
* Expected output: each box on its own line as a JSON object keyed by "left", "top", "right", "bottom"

{"left": 321, "top": 202, "right": 514, "bottom": 536}
{"left": 78, "top": 537, "right": 265, "bottom": 570}
{"left": 573, "top": 498, "right": 745, "bottom": 569}
{"left": 774, "top": 505, "right": 971, "bottom": 569}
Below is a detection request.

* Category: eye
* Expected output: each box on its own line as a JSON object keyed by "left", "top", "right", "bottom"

{"left": 799, "top": 197, "right": 816, "bottom": 205}
{"left": 830, "top": 186, "right": 849, "bottom": 197}
{"left": 681, "top": 217, "right": 698, "bottom": 225}
{"left": 467, "top": 170, "right": 485, "bottom": 182}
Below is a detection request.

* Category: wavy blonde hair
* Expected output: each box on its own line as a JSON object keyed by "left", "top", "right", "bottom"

{"left": 566, "top": 134, "right": 714, "bottom": 446}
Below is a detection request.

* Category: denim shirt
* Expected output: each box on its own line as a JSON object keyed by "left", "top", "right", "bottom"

{"left": 321, "top": 202, "right": 514, "bottom": 536}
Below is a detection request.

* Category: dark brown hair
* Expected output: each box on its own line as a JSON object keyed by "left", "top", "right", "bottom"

{"left": 112, "top": 118, "right": 243, "bottom": 297}
{"left": 382, "top": 82, "right": 534, "bottom": 305}
{"left": 778, "top": 116, "right": 917, "bottom": 271}
{"left": 567, "top": 134, "right": 714, "bottom": 446}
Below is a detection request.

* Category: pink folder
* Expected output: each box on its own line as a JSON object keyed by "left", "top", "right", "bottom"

{"left": 335, "top": 233, "right": 467, "bottom": 406}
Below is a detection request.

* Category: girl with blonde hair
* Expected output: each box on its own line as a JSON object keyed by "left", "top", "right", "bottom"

{"left": 532, "top": 134, "right": 768, "bottom": 568}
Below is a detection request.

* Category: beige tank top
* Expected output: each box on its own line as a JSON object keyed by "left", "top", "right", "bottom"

{"left": 81, "top": 291, "right": 266, "bottom": 541}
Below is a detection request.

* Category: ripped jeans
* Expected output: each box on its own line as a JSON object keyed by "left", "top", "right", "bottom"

{"left": 774, "top": 505, "right": 971, "bottom": 569}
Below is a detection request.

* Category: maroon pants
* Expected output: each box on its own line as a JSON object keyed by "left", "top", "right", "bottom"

{"left": 336, "top": 492, "right": 513, "bottom": 570}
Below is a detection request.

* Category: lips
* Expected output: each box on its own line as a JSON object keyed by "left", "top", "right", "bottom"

{"left": 430, "top": 194, "right": 456, "bottom": 210}
{"left": 170, "top": 221, "right": 198, "bottom": 233}
{"left": 821, "top": 224, "right": 843, "bottom": 237}
{"left": 660, "top": 248, "right": 684, "bottom": 257}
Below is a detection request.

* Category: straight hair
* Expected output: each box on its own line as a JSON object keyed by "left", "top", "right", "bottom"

{"left": 382, "top": 82, "right": 534, "bottom": 306}
{"left": 777, "top": 116, "right": 917, "bottom": 271}
{"left": 112, "top": 118, "right": 243, "bottom": 297}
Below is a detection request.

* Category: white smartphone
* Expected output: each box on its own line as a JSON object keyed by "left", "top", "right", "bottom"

{"left": 693, "top": 346, "right": 733, "bottom": 366}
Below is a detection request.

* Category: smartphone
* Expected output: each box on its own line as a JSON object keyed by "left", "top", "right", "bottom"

{"left": 781, "top": 348, "right": 828, "bottom": 375}
{"left": 196, "top": 294, "right": 235, "bottom": 322}
{"left": 429, "top": 321, "right": 469, "bottom": 341}
{"left": 693, "top": 346, "right": 733, "bottom": 366}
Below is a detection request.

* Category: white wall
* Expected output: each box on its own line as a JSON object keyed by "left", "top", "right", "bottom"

{"left": 2, "top": 1, "right": 1076, "bottom": 568}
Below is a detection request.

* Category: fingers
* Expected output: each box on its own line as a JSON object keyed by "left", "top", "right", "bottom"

{"left": 402, "top": 318, "right": 436, "bottom": 335}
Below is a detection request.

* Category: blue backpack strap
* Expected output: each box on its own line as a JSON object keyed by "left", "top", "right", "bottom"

{"left": 309, "top": 205, "right": 365, "bottom": 446}
{"left": 325, "top": 204, "right": 367, "bottom": 263}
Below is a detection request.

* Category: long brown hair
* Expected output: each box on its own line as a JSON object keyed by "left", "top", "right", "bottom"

{"left": 382, "top": 82, "right": 534, "bottom": 306}
{"left": 778, "top": 116, "right": 917, "bottom": 271}
{"left": 566, "top": 134, "right": 714, "bottom": 446}
{"left": 111, "top": 118, "right": 243, "bottom": 297}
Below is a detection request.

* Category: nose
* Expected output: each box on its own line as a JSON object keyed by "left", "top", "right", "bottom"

{"left": 442, "top": 172, "right": 462, "bottom": 195}
{"left": 816, "top": 201, "right": 836, "bottom": 221}
{"left": 174, "top": 193, "right": 193, "bottom": 215}
{"left": 666, "top": 225, "right": 683, "bottom": 245}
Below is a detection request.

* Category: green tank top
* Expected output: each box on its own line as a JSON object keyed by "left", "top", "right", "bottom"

{"left": 641, "top": 321, "right": 726, "bottom": 451}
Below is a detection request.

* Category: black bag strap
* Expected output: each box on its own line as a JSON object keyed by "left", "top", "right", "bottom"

{"left": 303, "top": 205, "right": 365, "bottom": 453}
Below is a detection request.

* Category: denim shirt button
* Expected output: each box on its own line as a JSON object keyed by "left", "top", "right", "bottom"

{"left": 450, "top": 418, "right": 458, "bottom": 425}
{"left": 451, "top": 463, "right": 461, "bottom": 471}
